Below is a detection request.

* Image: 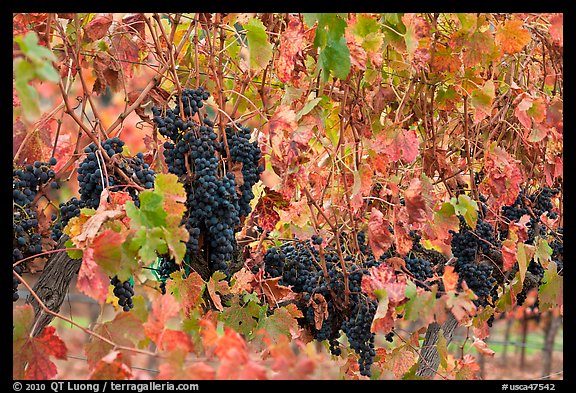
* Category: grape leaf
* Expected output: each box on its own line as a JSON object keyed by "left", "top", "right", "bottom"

{"left": 367, "top": 208, "right": 394, "bottom": 260}
{"left": 77, "top": 247, "right": 111, "bottom": 303}
{"left": 471, "top": 338, "right": 495, "bottom": 357}
{"left": 257, "top": 306, "right": 300, "bottom": 342}
{"left": 221, "top": 295, "right": 262, "bottom": 337}
{"left": 207, "top": 271, "right": 230, "bottom": 311}
{"left": 143, "top": 294, "right": 193, "bottom": 352}
{"left": 372, "top": 126, "right": 419, "bottom": 163}
{"left": 13, "top": 305, "right": 67, "bottom": 380}
{"left": 471, "top": 80, "right": 495, "bottom": 124}
{"left": 84, "top": 312, "right": 145, "bottom": 366}
{"left": 244, "top": 18, "right": 273, "bottom": 72}
{"left": 83, "top": 13, "right": 113, "bottom": 41}
{"left": 404, "top": 177, "right": 429, "bottom": 224}
{"left": 450, "top": 194, "right": 478, "bottom": 230}
{"left": 385, "top": 346, "right": 417, "bottom": 379}
{"left": 157, "top": 348, "right": 215, "bottom": 380}
{"left": 517, "top": 243, "right": 535, "bottom": 285}
{"left": 88, "top": 351, "right": 132, "bottom": 380}
{"left": 276, "top": 15, "right": 305, "bottom": 83}
{"left": 495, "top": 19, "right": 531, "bottom": 54}
{"left": 538, "top": 261, "right": 563, "bottom": 311}
{"left": 167, "top": 270, "right": 205, "bottom": 318}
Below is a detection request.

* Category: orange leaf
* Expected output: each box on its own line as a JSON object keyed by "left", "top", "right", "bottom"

{"left": 276, "top": 16, "right": 305, "bottom": 83}
{"left": 495, "top": 19, "right": 531, "bottom": 54}
{"left": 471, "top": 338, "right": 495, "bottom": 357}
{"left": 255, "top": 276, "right": 296, "bottom": 306}
{"left": 367, "top": 208, "right": 393, "bottom": 260}
{"left": 143, "top": 294, "right": 192, "bottom": 352}
{"left": 442, "top": 265, "right": 459, "bottom": 292}
{"left": 373, "top": 126, "right": 419, "bottom": 163}
{"left": 89, "top": 351, "right": 133, "bottom": 380}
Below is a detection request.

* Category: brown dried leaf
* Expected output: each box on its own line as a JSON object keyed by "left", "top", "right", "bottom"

{"left": 367, "top": 208, "right": 393, "bottom": 260}
{"left": 92, "top": 52, "right": 121, "bottom": 95}
{"left": 308, "top": 293, "right": 329, "bottom": 331}
{"left": 84, "top": 13, "right": 113, "bottom": 42}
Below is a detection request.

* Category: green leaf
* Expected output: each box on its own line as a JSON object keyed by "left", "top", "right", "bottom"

{"left": 295, "top": 97, "right": 323, "bottom": 121}
{"left": 450, "top": 194, "right": 478, "bottom": 229}
{"left": 257, "top": 306, "right": 299, "bottom": 342}
{"left": 243, "top": 18, "right": 273, "bottom": 72}
{"left": 14, "top": 78, "right": 40, "bottom": 122}
{"left": 535, "top": 238, "right": 552, "bottom": 267}
{"left": 437, "top": 329, "right": 448, "bottom": 369}
{"left": 538, "top": 262, "right": 563, "bottom": 311}
{"left": 319, "top": 36, "right": 351, "bottom": 80}
{"left": 221, "top": 295, "right": 262, "bottom": 338}
{"left": 65, "top": 239, "right": 83, "bottom": 259}
{"left": 36, "top": 62, "right": 60, "bottom": 82}
{"left": 14, "top": 59, "right": 36, "bottom": 82}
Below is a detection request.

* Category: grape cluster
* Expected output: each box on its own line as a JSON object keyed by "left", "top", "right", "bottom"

{"left": 51, "top": 197, "right": 85, "bottom": 241}
{"left": 13, "top": 264, "right": 23, "bottom": 301}
{"left": 224, "top": 125, "right": 264, "bottom": 218}
{"left": 449, "top": 217, "right": 497, "bottom": 306}
{"left": 78, "top": 137, "right": 155, "bottom": 209}
{"left": 264, "top": 235, "right": 380, "bottom": 377}
{"left": 152, "top": 88, "right": 262, "bottom": 278}
{"left": 13, "top": 158, "right": 59, "bottom": 301}
{"left": 157, "top": 257, "right": 181, "bottom": 295}
{"left": 111, "top": 276, "right": 134, "bottom": 312}
{"left": 404, "top": 257, "right": 433, "bottom": 288}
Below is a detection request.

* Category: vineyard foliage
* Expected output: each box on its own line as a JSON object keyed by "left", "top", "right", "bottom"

{"left": 12, "top": 13, "right": 562, "bottom": 380}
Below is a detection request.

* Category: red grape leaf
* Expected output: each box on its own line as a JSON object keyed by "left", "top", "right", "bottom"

{"left": 262, "top": 335, "right": 316, "bottom": 379}
{"left": 166, "top": 271, "right": 205, "bottom": 318}
{"left": 372, "top": 126, "right": 419, "bottom": 163}
{"left": 13, "top": 305, "right": 67, "bottom": 380}
{"left": 479, "top": 143, "right": 523, "bottom": 206}
{"left": 431, "top": 46, "right": 461, "bottom": 73}
{"left": 88, "top": 351, "right": 133, "bottom": 380}
{"left": 110, "top": 24, "right": 140, "bottom": 78}
{"left": 77, "top": 247, "right": 110, "bottom": 303}
{"left": 495, "top": 19, "right": 531, "bottom": 54}
{"left": 367, "top": 208, "right": 393, "bottom": 260}
{"left": 276, "top": 15, "right": 305, "bottom": 83}
{"left": 402, "top": 13, "right": 429, "bottom": 58}
{"left": 83, "top": 13, "right": 113, "bottom": 41}
{"left": 199, "top": 318, "right": 248, "bottom": 361}
{"left": 267, "top": 105, "right": 297, "bottom": 159}
{"left": 362, "top": 262, "right": 407, "bottom": 305}
{"left": 253, "top": 195, "right": 281, "bottom": 232}
{"left": 549, "top": 14, "right": 563, "bottom": 47}
{"left": 350, "top": 166, "right": 374, "bottom": 211}
{"left": 501, "top": 239, "right": 517, "bottom": 272}
{"left": 84, "top": 311, "right": 145, "bottom": 366}
{"left": 230, "top": 267, "right": 255, "bottom": 295}
{"left": 393, "top": 205, "right": 413, "bottom": 256}
{"left": 455, "top": 354, "right": 480, "bottom": 380}
{"left": 450, "top": 29, "right": 498, "bottom": 69}
{"left": 218, "top": 355, "right": 268, "bottom": 380}
{"left": 143, "top": 293, "right": 193, "bottom": 352}
{"left": 404, "top": 177, "right": 429, "bottom": 224}
{"left": 157, "top": 348, "right": 215, "bottom": 380}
